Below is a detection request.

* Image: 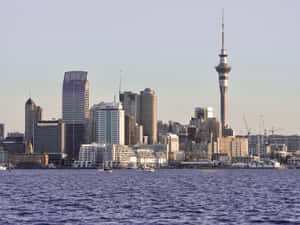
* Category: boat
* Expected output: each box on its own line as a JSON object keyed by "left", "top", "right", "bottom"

{"left": 104, "top": 168, "right": 113, "bottom": 173}
{"left": 144, "top": 167, "right": 155, "bottom": 172}
{"left": 0, "top": 166, "right": 7, "bottom": 171}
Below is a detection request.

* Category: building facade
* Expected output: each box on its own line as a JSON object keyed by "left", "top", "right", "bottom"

{"left": 62, "top": 71, "right": 89, "bottom": 160}
{"left": 25, "top": 98, "right": 43, "bottom": 145}
{"left": 139, "top": 88, "right": 157, "bottom": 144}
{"left": 95, "top": 102, "right": 125, "bottom": 145}
{"left": 33, "top": 120, "right": 65, "bottom": 154}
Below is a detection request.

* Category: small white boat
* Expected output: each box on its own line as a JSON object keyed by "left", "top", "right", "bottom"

{"left": 0, "top": 166, "right": 7, "bottom": 171}
{"left": 144, "top": 167, "right": 155, "bottom": 172}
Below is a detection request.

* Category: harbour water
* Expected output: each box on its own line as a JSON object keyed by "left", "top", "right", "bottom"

{"left": 0, "top": 169, "right": 299, "bottom": 225}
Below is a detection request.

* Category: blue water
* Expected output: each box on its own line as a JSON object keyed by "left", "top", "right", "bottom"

{"left": 0, "top": 169, "right": 299, "bottom": 225}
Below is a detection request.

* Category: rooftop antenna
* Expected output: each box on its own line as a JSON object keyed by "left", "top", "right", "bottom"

{"left": 119, "top": 69, "right": 123, "bottom": 96}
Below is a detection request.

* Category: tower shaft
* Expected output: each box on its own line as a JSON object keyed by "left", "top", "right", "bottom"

{"left": 215, "top": 11, "right": 231, "bottom": 135}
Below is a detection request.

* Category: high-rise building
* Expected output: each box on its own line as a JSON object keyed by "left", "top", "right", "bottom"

{"left": 0, "top": 124, "right": 4, "bottom": 140}
{"left": 139, "top": 88, "right": 157, "bottom": 144}
{"left": 25, "top": 98, "right": 43, "bottom": 145}
{"left": 120, "top": 88, "right": 157, "bottom": 144}
{"left": 33, "top": 120, "right": 65, "bottom": 154}
{"left": 62, "top": 71, "right": 89, "bottom": 160}
{"left": 87, "top": 104, "right": 98, "bottom": 144}
{"left": 215, "top": 12, "right": 231, "bottom": 135}
{"left": 119, "top": 92, "right": 140, "bottom": 145}
{"left": 95, "top": 102, "right": 125, "bottom": 145}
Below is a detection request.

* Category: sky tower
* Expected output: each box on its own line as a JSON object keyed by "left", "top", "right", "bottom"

{"left": 215, "top": 11, "right": 231, "bottom": 135}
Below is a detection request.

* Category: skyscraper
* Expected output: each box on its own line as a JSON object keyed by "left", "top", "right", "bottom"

{"left": 62, "top": 71, "right": 89, "bottom": 160}
{"left": 120, "top": 88, "right": 157, "bottom": 144}
{"left": 95, "top": 102, "right": 125, "bottom": 145}
{"left": 215, "top": 12, "right": 231, "bottom": 135}
{"left": 139, "top": 88, "right": 157, "bottom": 144}
{"left": 119, "top": 91, "right": 140, "bottom": 145}
{"left": 25, "top": 98, "right": 43, "bottom": 145}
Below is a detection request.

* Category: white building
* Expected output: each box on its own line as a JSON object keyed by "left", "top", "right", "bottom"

{"left": 76, "top": 143, "right": 105, "bottom": 168}
{"left": 95, "top": 102, "right": 125, "bottom": 145}
{"left": 106, "top": 144, "right": 137, "bottom": 168}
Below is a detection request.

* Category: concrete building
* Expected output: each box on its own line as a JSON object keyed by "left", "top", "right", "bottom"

{"left": 139, "top": 88, "right": 157, "bottom": 144}
{"left": 95, "top": 102, "right": 125, "bottom": 145}
{"left": 62, "top": 71, "right": 89, "bottom": 160}
{"left": 0, "top": 124, "right": 4, "bottom": 140}
{"left": 135, "top": 124, "right": 143, "bottom": 144}
{"left": 217, "top": 136, "right": 248, "bottom": 160}
{"left": 215, "top": 13, "right": 232, "bottom": 135}
{"left": 33, "top": 120, "right": 65, "bottom": 154}
{"left": 25, "top": 98, "right": 43, "bottom": 144}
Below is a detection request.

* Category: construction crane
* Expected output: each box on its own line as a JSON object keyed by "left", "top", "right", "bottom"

{"left": 243, "top": 114, "right": 251, "bottom": 136}
{"left": 267, "top": 126, "right": 283, "bottom": 136}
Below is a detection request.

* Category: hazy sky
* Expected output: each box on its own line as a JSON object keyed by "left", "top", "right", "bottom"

{"left": 1, "top": 0, "right": 299, "bottom": 135}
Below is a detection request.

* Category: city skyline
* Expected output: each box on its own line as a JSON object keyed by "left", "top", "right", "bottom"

{"left": 1, "top": 0, "right": 300, "bottom": 135}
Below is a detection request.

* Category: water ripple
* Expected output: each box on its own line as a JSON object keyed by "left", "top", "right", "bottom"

{"left": 0, "top": 169, "right": 299, "bottom": 225}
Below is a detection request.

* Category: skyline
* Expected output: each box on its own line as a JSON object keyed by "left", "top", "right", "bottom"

{"left": 1, "top": 0, "right": 300, "bottom": 135}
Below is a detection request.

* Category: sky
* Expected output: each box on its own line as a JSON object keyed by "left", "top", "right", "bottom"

{"left": 0, "top": 0, "right": 299, "bottom": 135}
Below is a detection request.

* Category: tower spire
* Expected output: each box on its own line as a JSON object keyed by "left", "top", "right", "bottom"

{"left": 222, "top": 8, "right": 224, "bottom": 49}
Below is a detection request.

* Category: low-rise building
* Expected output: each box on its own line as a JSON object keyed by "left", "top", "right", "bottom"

{"left": 10, "top": 153, "right": 48, "bottom": 168}
{"left": 76, "top": 143, "right": 105, "bottom": 168}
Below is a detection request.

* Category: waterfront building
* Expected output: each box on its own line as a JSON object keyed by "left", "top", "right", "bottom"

{"left": 0, "top": 124, "right": 4, "bottom": 140}
{"left": 1, "top": 133, "right": 25, "bottom": 157}
{"left": 10, "top": 153, "right": 48, "bottom": 168}
{"left": 95, "top": 102, "right": 125, "bottom": 145}
{"left": 62, "top": 71, "right": 89, "bottom": 160}
{"left": 0, "top": 146, "right": 8, "bottom": 165}
{"left": 77, "top": 143, "right": 105, "bottom": 168}
{"left": 106, "top": 144, "right": 137, "bottom": 168}
{"left": 25, "top": 98, "right": 43, "bottom": 145}
{"left": 33, "top": 120, "right": 65, "bottom": 155}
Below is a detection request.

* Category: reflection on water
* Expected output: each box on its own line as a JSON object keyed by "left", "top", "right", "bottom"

{"left": 0, "top": 169, "right": 299, "bottom": 225}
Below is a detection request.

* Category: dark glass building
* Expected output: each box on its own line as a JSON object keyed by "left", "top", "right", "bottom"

{"left": 62, "top": 71, "right": 89, "bottom": 160}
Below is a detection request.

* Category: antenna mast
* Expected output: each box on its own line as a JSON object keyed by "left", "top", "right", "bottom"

{"left": 119, "top": 69, "right": 123, "bottom": 96}
{"left": 222, "top": 8, "right": 225, "bottom": 49}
